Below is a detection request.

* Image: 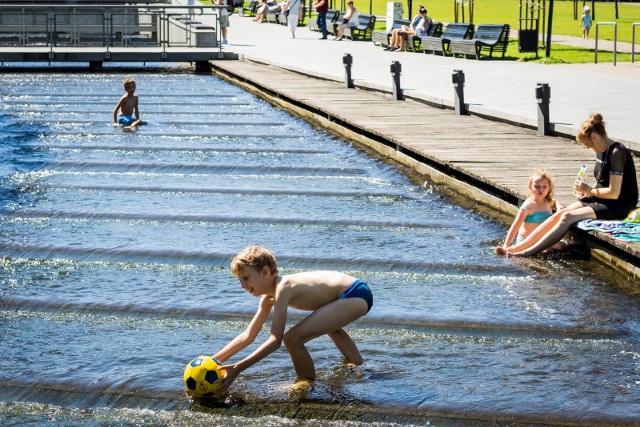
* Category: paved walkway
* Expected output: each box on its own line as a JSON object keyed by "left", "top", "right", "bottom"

{"left": 218, "top": 12, "right": 640, "bottom": 152}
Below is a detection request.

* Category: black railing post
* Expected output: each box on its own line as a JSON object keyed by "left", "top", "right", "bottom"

{"left": 390, "top": 61, "right": 402, "bottom": 100}
{"left": 343, "top": 53, "right": 354, "bottom": 89}
{"left": 535, "top": 82, "right": 551, "bottom": 135}
{"left": 452, "top": 69, "right": 466, "bottom": 115}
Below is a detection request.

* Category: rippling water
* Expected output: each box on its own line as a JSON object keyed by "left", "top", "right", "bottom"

{"left": 1, "top": 71, "right": 639, "bottom": 426}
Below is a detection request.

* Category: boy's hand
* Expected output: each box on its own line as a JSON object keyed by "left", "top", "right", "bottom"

{"left": 215, "top": 363, "right": 241, "bottom": 392}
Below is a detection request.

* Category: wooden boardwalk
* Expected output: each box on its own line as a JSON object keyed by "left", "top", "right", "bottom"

{"left": 210, "top": 59, "right": 640, "bottom": 274}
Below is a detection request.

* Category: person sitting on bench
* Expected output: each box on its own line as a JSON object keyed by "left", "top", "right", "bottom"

{"left": 334, "top": 1, "right": 359, "bottom": 41}
{"left": 385, "top": 6, "right": 431, "bottom": 51}
{"left": 255, "top": 0, "right": 285, "bottom": 23}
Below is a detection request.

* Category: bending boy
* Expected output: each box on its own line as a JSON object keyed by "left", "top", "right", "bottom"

{"left": 113, "top": 78, "right": 141, "bottom": 129}
{"left": 214, "top": 245, "right": 373, "bottom": 391}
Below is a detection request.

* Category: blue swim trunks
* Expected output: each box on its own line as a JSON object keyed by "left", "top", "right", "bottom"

{"left": 117, "top": 114, "right": 135, "bottom": 126}
{"left": 338, "top": 279, "right": 373, "bottom": 314}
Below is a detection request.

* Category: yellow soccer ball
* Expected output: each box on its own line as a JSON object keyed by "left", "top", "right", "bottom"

{"left": 183, "top": 356, "right": 226, "bottom": 397}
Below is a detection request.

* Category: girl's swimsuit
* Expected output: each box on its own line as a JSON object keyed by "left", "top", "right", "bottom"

{"left": 523, "top": 209, "right": 552, "bottom": 223}
{"left": 338, "top": 279, "right": 373, "bottom": 313}
{"left": 516, "top": 209, "right": 553, "bottom": 242}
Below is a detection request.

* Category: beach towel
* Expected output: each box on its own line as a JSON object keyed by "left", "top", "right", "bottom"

{"left": 577, "top": 218, "right": 640, "bottom": 242}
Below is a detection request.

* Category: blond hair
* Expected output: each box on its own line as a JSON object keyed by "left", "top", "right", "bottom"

{"left": 230, "top": 245, "right": 278, "bottom": 276}
{"left": 123, "top": 78, "right": 136, "bottom": 87}
{"left": 576, "top": 113, "right": 606, "bottom": 147}
{"left": 528, "top": 169, "right": 555, "bottom": 204}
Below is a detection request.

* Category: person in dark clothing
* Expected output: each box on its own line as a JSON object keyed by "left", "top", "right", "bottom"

{"left": 496, "top": 113, "right": 638, "bottom": 256}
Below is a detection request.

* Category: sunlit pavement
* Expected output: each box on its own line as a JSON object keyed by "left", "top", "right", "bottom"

{"left": 216, "top": 9, "right": 639, "bottom": 151}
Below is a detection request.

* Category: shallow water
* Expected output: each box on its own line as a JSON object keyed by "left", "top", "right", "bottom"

{"left": 1, "top": 71, "right": 639, "bottom": 426}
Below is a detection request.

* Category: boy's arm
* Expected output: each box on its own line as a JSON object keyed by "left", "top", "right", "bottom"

{"left": 213, "top": 294, "right": 273, "bottom": 363}
{"left": 216, "top": 285, "right": 292, "bottom": 391}
{"left": 134, "top": 96, "right": 140, "bottom": 120}
{"left": 113, "top": 97, "right": 123, "bottom": 123}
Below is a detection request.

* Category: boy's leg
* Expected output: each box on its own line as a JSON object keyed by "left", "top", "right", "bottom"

{"left": 283, "top": 298, "right": 367, "bottom": 379}
{"left": 328, "top": 328, "right": 362, "bottom": 364}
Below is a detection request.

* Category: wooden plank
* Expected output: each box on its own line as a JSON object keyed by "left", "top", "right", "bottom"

{"left": 211, "top": 59, "right": 640, "bottom": 259}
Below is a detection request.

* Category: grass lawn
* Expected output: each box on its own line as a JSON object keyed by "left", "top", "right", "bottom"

{"left": 321, "top": 0, "right": 640, "bottom": 63}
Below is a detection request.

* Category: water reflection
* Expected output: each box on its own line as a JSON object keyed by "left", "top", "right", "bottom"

{"left": 0, "top": 72, "right": 639, "bottom": 425}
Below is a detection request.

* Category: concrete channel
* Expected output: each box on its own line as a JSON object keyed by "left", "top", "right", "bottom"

{"left": 209, "top": 58, "right": 640, "bottom": 280}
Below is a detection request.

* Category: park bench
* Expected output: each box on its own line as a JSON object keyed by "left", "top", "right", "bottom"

{"left": 421, "top": 22, "right": 473, "bottom": 55}
{"left": 328, "top": 11, "right": 345, "bottom": 36}
{"left": 405, "top": 20, "right": 442, "bottom": 52}
{"left": 308, "top": 8, "right": 339, "bottom": 32}
{"left": 343, "top": 13, "right": 376, "bottom": 41}
{"left": 372, "top": 18, "right": 409, "bottom": 47}
{"left": 241, "top": 0, "right": 258, "bottom": 17}
{"left": 449, "top": 23, "right": 510, "bottom": 59}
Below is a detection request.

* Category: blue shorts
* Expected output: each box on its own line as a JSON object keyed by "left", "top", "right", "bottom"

{"left": 117, "top": 115, "right": 136, "bottom": 126}
{"left": 338, "top": 279, "right": 373, "bottom": 314}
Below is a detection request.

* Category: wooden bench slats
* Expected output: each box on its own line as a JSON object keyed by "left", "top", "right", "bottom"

{"left": 406, "top": 21, "right": 441, "bottom": 52}
{"left": 308, "top": 9, "right": 340, "bottom": 32}
{"left": 372, "top": 18, "right": 408, "bottom": 46}
{"left": 449, "top": 23, "right": 510, "bottom": 59}
{"left": 421, "top": 22, "right": 474, "bottom": 55}
{"left": 241, "top": 0, "right": 258, "bottom": 17}
{"left": 344, "top": 13, "right": 376, "bottom": 41}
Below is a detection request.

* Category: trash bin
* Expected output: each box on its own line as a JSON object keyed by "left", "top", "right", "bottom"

{"left": 386, "top": 2, "right": 403, "bottom": 34}
{"left": 518, "top": 28, "right": 538, "bottom": 53}
{"left": 518, "top": 18, "right": 539, "bottom": 55}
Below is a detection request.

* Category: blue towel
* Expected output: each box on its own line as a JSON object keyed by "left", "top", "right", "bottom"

{"left": 577, "top": 219, "right": 640, "bottom": 242}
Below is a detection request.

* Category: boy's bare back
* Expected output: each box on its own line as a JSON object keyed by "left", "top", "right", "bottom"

{"left": 276, "top": 271, "right": 355, "bottom": 311}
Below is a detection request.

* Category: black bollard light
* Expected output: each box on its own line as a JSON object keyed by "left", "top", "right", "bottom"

{"left": 343, "top": 54, "right": 354, "bottom": 89}
{"left": 535, "top": 83, "right": 551, "bottom": 136}
{"left": 390, "top": 61, "right": 403, "bottom": 100}
{"left": 452, "top": 69, "right": 466, "bottom": 115}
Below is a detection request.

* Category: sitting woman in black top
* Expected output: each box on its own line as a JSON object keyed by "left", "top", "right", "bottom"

{"left": 496, "top": 113, "right": 638, "bottom": 256}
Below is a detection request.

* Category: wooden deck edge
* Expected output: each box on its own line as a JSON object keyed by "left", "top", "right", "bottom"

{"left": 209, "top": 59, "right": 640, "bottom": 279}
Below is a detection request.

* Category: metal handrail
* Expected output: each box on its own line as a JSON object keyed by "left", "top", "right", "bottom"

{"left": 594, "top": 21, "right": 617, "bottom": 66}
{"left": 0, "top": 4, "right": 227, "bottom": 50}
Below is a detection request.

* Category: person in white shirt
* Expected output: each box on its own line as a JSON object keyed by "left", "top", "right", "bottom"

{"left": 334, "top": 1, "right": 359, "bottom": 41}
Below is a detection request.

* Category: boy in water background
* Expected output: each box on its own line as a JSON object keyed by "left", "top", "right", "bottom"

{"left": 113, "top": 78, "right": 141, "bottom": 129}
{"left": 213, "top": 245, "right": 373, "bottom": 391}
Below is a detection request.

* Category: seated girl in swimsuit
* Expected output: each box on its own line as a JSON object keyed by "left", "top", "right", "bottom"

{"left": 498, "top": 170, "right": 566, "bottom": 252}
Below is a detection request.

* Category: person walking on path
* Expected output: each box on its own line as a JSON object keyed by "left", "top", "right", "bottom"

{"left": 213, "top": 0, "right": 230, "bottom": 44}
{"left": 580, "top": 5, "right": 592, "bottom": 39}
{"left": 496, "top": 113, "right": 638, "bottom": 257}
{"left": 284, "top": 0, "right": 302, "bottom": 38}
{"left": 314, "top": 0, "right": 329, "bottom": 40}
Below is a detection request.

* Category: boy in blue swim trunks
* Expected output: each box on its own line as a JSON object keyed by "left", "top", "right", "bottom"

{"left": 213, "top": 245, "right": 373, "bottom": 390}
{"left": 112, "top": 78, "right": 141, "bottom": 129}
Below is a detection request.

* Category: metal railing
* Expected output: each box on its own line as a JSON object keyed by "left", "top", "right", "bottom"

{"left": 594, "top": 21, "right": 617, "bottom": 66}
{"left": 0, "top": 4, "right": 226, "bottom": 52}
